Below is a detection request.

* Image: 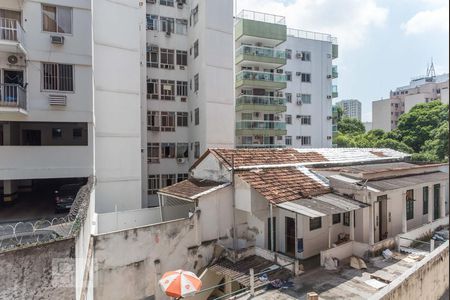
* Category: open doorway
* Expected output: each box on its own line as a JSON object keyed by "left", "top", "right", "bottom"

{"left": 285, "top": 217, "right": 295, "bottom": 256}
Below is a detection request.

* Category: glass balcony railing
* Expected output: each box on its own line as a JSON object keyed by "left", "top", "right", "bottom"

{"left": 236, "top": 121, "right": 286, "bottom": 130}
{"left": 332, "top": 85, "right": 338, "bottom": 98}
{"left": 236, "top": 95, "right": 286, "bottom": 106}
{"left": 236, "top": 10, "right": 285, "bottom": 25}
{"left": 236, "top": 45, "right": 286, "bottom": 60}
{"left": 236, "top": 70, "right": 286, "bottom": 83}
{"left": 332, "top": 65, "right": 338, "bottom": 79}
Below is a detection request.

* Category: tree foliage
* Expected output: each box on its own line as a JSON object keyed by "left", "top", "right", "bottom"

{"left": 337, "top": 117, "right": 365, "bottom": 135}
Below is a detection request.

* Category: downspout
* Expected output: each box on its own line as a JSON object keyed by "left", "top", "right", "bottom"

{"left": 270, "top": 203, "right": 274, "bottom": 252}
{"left": 232, "top": 154, "right": 238, "bottom": 251}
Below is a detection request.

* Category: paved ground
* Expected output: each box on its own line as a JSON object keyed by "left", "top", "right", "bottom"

{"left": 238, "top": 252, "right": 423, "bottom": 300}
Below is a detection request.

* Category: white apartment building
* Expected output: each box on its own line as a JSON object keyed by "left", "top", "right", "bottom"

{"left": 373, "top": 73, "right": 449, "bottom": 131}
{"left": 234, "top": 10, "right": 337, "bottom": 149}
{"left": 335, "top": 99, "right": 361, "bottom": 121}
{"left": 0, "top": 0, "right": 144, "bottom": 214}
{"left": 145, "top": 0, "right": 234, "bottom": 206}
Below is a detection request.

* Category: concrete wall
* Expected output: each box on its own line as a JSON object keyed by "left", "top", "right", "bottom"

{"left": 0, "top": 238, "right": 75, "bottom": 300}
{"left": 370, "top": 242, "right": 449, "bottom": 300}
{"left": 92, "top": 216, "right": 217, "bottom": 300}
{"left": 372, "top": 98, "right": 391, "bottom": 132}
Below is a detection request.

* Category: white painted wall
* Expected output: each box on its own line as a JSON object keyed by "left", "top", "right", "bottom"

{"left": 372, "top": 98, "right": 391, "bottom": 132}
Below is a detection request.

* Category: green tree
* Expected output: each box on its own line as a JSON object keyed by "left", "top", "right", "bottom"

{"left": 337, "top": 117, "right": 365, "bottom": 135}
{"left": 421, "top": 122, "right": 449, "bottom": 161}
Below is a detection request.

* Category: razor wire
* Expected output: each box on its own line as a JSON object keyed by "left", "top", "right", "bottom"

{"left": 0, "top": 176, "right": 94, "bottom": 252}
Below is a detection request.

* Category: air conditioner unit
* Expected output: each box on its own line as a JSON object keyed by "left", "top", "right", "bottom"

{"left": 177, "top": 158, "right": 186, "bottom": 164}
{"left": 276, "top": 69, "right": 284, "bottom": 74}
{"left": 296, "top": 100, "right": 302, "bottom": 105}
{"left": 327, "top": 75, "right": 332, "bottom": 79}
{"left": 327, "top": 95, "right": 332, "bottom": 99}
{"left": 296, "top": 72, "right": 301, "bottom": 76}
{"left": 327, "top": 136, "right": 332, "bottom": 140}
{"left": 176, "top": 0, "right": 185, "bottom": 8}
{"left": 296, "top": 53, "right": 302, "bottom": 59}
{"left": 327, "top": 116, "right": 332, "bottom": 120}
{"left": 7, "top": 55, "right": 18, "bottom": 64}
{"left": 179, "top": 66, "right": 185, "bottom": 70}
{"left": 254, "top": 112, "right": 260, "bottom": 117}
{"left": 49, "top": 94, "right": 67, "bottom": 106}
{"left": 51, "top": 35, "right": 64, "bottom": 45}
{"left": 296, "top": 115, "right": 301, "bottom": 118}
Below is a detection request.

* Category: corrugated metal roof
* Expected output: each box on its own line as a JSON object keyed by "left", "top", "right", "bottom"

{"left": 367, "top": 172, "right": 448, "bottom": 191}
{"left": 276, "top": 193, "right": 368, "bottom": 217}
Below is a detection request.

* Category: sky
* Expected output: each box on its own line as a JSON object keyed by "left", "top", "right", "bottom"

{"left": 236, "top": 0, "right": 450, "bottom": 121}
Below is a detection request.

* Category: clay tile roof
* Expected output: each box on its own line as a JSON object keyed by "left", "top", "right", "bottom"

{"left": 210, "top": 148, "right": 327, "bottom": 169}
{"left": 237, "top": 167, "right": 330, "bottom": 204}
{"left": 159, "top": 179, "right": 229, "bottom": 200}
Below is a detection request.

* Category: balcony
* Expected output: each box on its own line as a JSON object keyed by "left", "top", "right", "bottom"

{"left": 236, "top": 45, "right": 286, "bottom": 68}
{"left": 0, "top": 18, "right": 26, "bottom": 54}
{"left": 332, "top": 42, "right": 338, "bottom": 59}
{"left": 332, "top": 85, "right": 338, "bottom": 98}
{"left": 236, "top": 120, "right": 287, "bottom": 136}
{"left": 235, "top": 10, "right": 287, "bottom": 47}
{"left": 236, "top": 70, "right": 287, "bottom": 90}
{"left": 237, "top": 144, "right": 286, "bottom": 149}
{"left": 0, "top": 84, "right": 27, "bottom": 114}
{"left": 236, "top": 95, "right": 286, "bottom": 113}
{"left": 332, "top": 65, "right": 338, "bottom": 79}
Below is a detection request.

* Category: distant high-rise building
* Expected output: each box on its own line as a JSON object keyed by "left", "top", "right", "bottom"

{"left": 335, "top": 99, "right": 362, "bottom": 121}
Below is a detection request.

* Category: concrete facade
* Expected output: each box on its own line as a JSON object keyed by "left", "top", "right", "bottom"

{"left": 336, "top": 99, "right": 362, "bottom": 121}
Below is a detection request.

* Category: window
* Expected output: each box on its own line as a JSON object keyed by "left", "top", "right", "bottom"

{"left": 406, "top": 189, "right": 414, "bottom": 220}
{"left": 332, "top": 213, "right": 341, "bottom": 224}
{"left": 161, "top": 112, "right": 175, "bottom": 132}
{"left": 160, "top": 80, "right": 175, "bottom": 100}
{"left": 177, "top": 173, "right": 188, "bottom": 182}
{"left": 177, "top": 112, "right": 188, "bottom": 127}
{"left": 177, "top": 143, "right": 189, "bottom": 158}
{"left": 343, "top": 212, "right": 350, "bottom": 226}
{"left": 147, "top": 111, "right": 160, "bottom": 131}
{"left": 160, "top": 0, "right": 174, "bottom": 7}
{"left": 285, "top": 49, "right": 292, "bottom": 59}
{"left": 160, "top": 17, "right": 174, "bottom": 33}
{"left": 309, "top": 217, "right": 322, "bottom": 231}
{"left": 160, "top": 48, "right": 175, "bottom": 69}
{"left": 423, "top": 186, "right": 429, "bottom": 215}
{"left": 42, "top": 5, "right": 72, "bottom": 34}
{"left": 147, "top": 79, "right": 159, "bottom": 100}
{"left": 176, "top": 50, "right": 188, "bottom": 66}
{"left": 285, "top": 93, "right": 292, "bottom": 103}
{"left": 194, "top": 74, "right": 199, "bottom": 92}
{"left": 194, "top": 40, "right": 199, "bottom": 58}
{"left": 52, "top": 128, "right": 62, "bottom": 138}
{"left": 73, "top": 128, "right": 82, "bottom": 138}
{"left": 242, "top": 136, "right": 253, "bottom": 145}
{"left": 176, "top": 81, "right": 188, "bottom": 96}
{"left": 194, "top": 142, "right": 200, "bottom": 158}
{"left": 300, "top": 94, "right": 311, "bottom": 104}
{"left": 146, "top": 14, "right": 158, "bottom": 30}
{"left": 301, "top": 73, "right": 311, "bottom": 83}
{"left": 42, "top": 63, "right": 73, "bottom": 91}
{"left": 301, "top": 51, "right": 311, "bottom": 61}
{"left": 148, "top": 175, "right": 160, "bottom": 195}
{"left": 300, "top": 115, "right": 311, "bottom": 125}
{"left": 194, "top": 108, "right": 199, "bottom": 125}
{"left": 285, "top": 71, "right": 292, "bottom": 81}
{"left": 176, "top": 19, "right": 188, "bottom": 35}
{"left": 300, "top": 136, "right": 311, "bottom": 146}
{"left": 192, "top": 5, "right": 199, "bottom": 25}
{"left": 285, "top": 136, "right": 292, "bottom": 146}
{"left": 161, "top": 174, "right": 176, "bottom": 188}
{"left": 161, "top": 143, "right": 175, "bottom": 158}
{"left": 148, "top": 143, "right": 160, "bottom": 163}
{"left": 241, "top": 113, "right": 252, "bottom": 120}
{"left": 285, "top": 114, "right": 292, "bottom": 124}
{"left": 147, "top": 45, "right": 159, "bottom": 68}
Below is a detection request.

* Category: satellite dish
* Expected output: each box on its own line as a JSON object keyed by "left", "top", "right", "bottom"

{"left": 8, "top": 55, "right": 18, "bottom": 64}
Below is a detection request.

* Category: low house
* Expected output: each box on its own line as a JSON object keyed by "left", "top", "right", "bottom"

{"left": 158, "top": 148, "right": 449, "bottom": 262}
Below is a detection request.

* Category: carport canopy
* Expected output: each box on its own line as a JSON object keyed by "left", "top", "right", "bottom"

{"left": 276, "top": 193, "right": 368, "bottom": 218}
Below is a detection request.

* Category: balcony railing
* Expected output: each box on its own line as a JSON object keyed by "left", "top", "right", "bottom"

{"left": 236, "top": 121, "right": 286, "bottom": 130}
{"left": 236, "top": 95, "right": 286, "bottom": 106}
{"left": 236, "top": 10, "right": 285, "bottom": 25}
{"left": 236, "top": 70, "right": 287, "bottom": 83}
{"left": 236, "top": 45, "right": 286, "bottom": 60}
{"left": 332, "top": 65, "right": 338, "bottom": 79}
{"left": 287, "top": 28, "right": 336, "bottom": 43}
{"left": 332, "top": 85, "right": 338, "bottom": 98}
{"left": 0, "top": 84, "right": 27, "bottom": 110}
{"left": 0, "top": 18, "right": 25, "bottom": 44}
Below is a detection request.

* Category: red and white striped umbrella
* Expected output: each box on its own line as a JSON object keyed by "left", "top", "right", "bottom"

{"left": 158, "top": 269, "right": 202, "bottom": 299}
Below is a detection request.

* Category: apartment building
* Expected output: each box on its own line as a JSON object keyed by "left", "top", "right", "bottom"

{"left": 335, "top": 99, "right": 361, "bottom": 121}
{"left": 373, "top": 73, "right": 449, "bottom": 131}
{"left": 145, "top": 0, "right": 234, "bottom": 206}
{"left": 0, "top": 0, "right": 144, "bottom": 213}
{"left": 234, "top": 10, "right": 337, "bottom": 149}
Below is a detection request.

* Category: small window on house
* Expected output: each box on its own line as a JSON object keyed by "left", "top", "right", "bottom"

{"left": 285, "top": 71, "right": 292, "bottom": 81}
{"left": 301, "top": 51, "right": 311, "bottom": 61}
{"left": 147, "top": 46, "right": 159, "bottom": 68}
{"left": 285, "top": 114, "right": 292, "bottom": 124}
{"left": 406, "top": 189, "right": 414, "bottom": 220}
{"left": 285, "top": 49, "right": 292, "bottom": 59}
{"left": 148, "top": 174, "right": 160, "bottom": 194}
{"left": 161, "top": 143, "right": 175, "bottom": 158}
{"left": 146, "top": 14, "right": 158, "bottom": 30}
{"left": 301, "top": 73, "right": 311, "bottom": 83}
{"left": 192, "top": 5, "right": 199, "bottom": 25}
{"left": 176, "top": 81, "right": 188, "bottom": 96}
{"left": 285, "top": 93, "right": 292, "bottom": 103}
{"left": 176, "top": 112, "right": 188, "bottom": 127}
{"left": 160, "top": 112, "right": 175, "bottom": 131}
{"left": 160, "top": 0, "right": 174, "bottom": 6}
{"left": 194, "top": 142, "right": 200, "bottom": 158}
{"left": 160, "top": 17, "right": 174, "bottom": 33}
{"left": 160, "top": 48, "right": 175, "bottom": 69}
{"left": 42, "top": 63, "right": 74, "bottom": 91}
{"left": 343, "top": 212, "right": 350, "bottom": 226}
{"left": 300, "top": 115, "right": 311, "bottom": 125}
{"left": 332, "top": 213, "right": 341, "bottom": 224}
{"left": 285, "top": 136, "right": 292, "bottom": 146}
{"left": 176, "top": 19, "right": 188, "bottom": 35}
{"left": 177, "top": 173, "right": 188, "bottom": 182}
{"left": 176, "top": 143, "right": 189, "bottom": 158}
{"left": 147, "top": 79, "right": 159, "bottom": 100}
{"left": 42, "top": 5, "right": 72, "bottom": 34}
{"left": 300, "top": 136, "right": 311, "bottom": 146}
{"left": 194, "top": 74, "right": 199, "bottom": 92}
{"left": 161, "top": 174, "right": 177, "bottom": 188}
{"left": 160, "top": 80, "right": 175, "bottom": 100}
{"left": 194, "top": 108, "right": 199, "bottom": 125}
{"left": 147, "top": 143, "right": 160, "bottom": 163}
{"left": 52, "top": 128, "right": 62, "bottom": 138}
{"left": 309, "top": 217, "right": 322, "bottom": 231}
{"left": 176, "top": 50, "right": 188, "bottom": 66}
{"left": 73, "top": 128, "right": 82, "bottom": 138}
{"left": 194, "top": 40, "right": 199, "bottom": 58}
{"left": 147, "top": 111, "right": 160, "bottom": 131}
{"left": 300, "top": 94, "right": 311, "bottom": 104}
{"left": 423, "top": 186, "right": 429, "bottom": 215}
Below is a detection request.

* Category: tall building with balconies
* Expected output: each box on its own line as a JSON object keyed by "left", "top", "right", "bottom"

{"left": 234, "top": 10, "right": 288, "bottom": 148}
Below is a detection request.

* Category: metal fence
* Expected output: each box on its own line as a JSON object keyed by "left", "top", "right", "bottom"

{"left": 0, "top": 176, "right": 94, "bottom": 252}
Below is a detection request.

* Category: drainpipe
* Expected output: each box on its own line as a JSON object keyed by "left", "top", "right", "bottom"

{"left": 270, "top": 203, "right": 274, "bottom": 252}
{"left": 158, "top": 193, "right": 164, "bottom": 222}
{"left": 232, "top": 154, "right": 238, "bottom": 252}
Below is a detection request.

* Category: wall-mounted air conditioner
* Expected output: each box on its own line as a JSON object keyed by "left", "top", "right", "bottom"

{"left": 296, "top": 100, "right": 302, "bottom": 105}
{"left": 51, "top": 36, "right": 64, "bottom": 45}
{"left": 296, "top": 72, "right": 301, "bottom": 76}
{"left": 296, "top": 115, "right": 301, "bottom": 118}
{"left": 327, "top": 95, "right": 332, "bottom": 99}
{"left": 327, "top": 75, "right": 332, "bottom": 79}
{"left": 296, "top": 53, "right": 302, "bottom": 59}
{"left": 177, "top": 158, "right": 186, "bottom": 164}
{"left": 49, "top": 94, "right": 67, "bottom": 106}
{"left": 179, "top": 66, "right": 185, "bottom": 70}
{"left": 327, "top": 116, "right": 332, "bottom": 120}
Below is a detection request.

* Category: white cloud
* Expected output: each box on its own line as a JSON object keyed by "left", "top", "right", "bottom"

{"left": 401, "top": 3, "right": 449, "bottom": 35}
{"left": 236, "top": 0, "right": 389, "bottom": 50}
